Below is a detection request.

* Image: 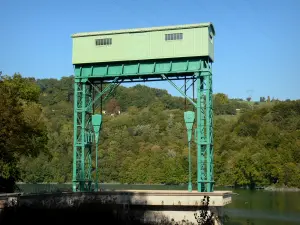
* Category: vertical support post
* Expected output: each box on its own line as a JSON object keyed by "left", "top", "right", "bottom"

{"left": 73, "top": 77, "right": 120, "bottom": 192}
{"left": 93, "top": 83, "right": 95, "bottom": 114}
{"left": 86, "top": 84, "right": 93, "bottom": 191}
{"left": 80, "top": 82, "right": 86, "bottom": 191}
{"left": 72, "top": 81, "right": 78, "bottom": 192}
{"left": 205, "top": 67, "right": 214, "bottom": 192}
{"left": 95, "top": 143, "right": 99, "bottom": 191}
{"left": 188, "top": 141, "right": 192, "bottom": 191}
{"left": 73, "top": 78, "right": 94, "bottom": 192}
{"left": 195, "top": 61, "right": 214, "bottom": 192}
{"left": 184, "top": 77, "right": 187, "bottom": 110}
{"left": 196, "top": 62, "right": 212, "bottom": 192}
{"left": 92, "top": 114, "right": 102, "bottom": 192}
{"left": 193, "top": 77, "right": 195, "bottom": 110}
{"left": 196, "top": 72, "right": 202, "bottom": 192}
{"left": 184, "top": 111, "right": 195, "bottom": 192}
{"left": 200, "top": 75, "right": 206, "bottom": 191}
{"left": 92, "top": 84, "right": 96, "bottom": 191}
{"left": 100, "top": 81, "right": 103, "bottom": 114}
{"left": 205, "top": 74, "right": 211, "bottom": 192}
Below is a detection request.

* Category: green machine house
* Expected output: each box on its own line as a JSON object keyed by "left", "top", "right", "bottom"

{"left": 71, "top": 23, "right": 215, "bottom": 192}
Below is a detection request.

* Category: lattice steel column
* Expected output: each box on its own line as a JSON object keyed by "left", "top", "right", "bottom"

{"left": 204, "top": 64, "right": 214, "bottom": 192}
{"left": 196, "top": 72, "right": 206, "bottom": 192}
{"left": 73, "top": 77, "right": 94, "bottom": 192}
{"left": 72, "top": 80, "right": 79, "bottom": 192}
{"left": 73, "top": 75, "right": 120, "bottom": 192}
{"left": 85, "top": 83, "right": 94, "bottom": 191}
{"left": 196, "top": 61, "right": 214, "bottom": 192}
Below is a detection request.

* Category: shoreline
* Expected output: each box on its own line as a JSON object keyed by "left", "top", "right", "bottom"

{"left": 216, "top": 185, "right": 300, "bottom": 192}
{"left": 264, "top": 186, "right": 300, "bottom": 192}
{"left": 15, "top": 183, "right": 300, "bottom": 192}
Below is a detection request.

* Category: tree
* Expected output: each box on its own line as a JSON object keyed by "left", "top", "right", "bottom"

{"left": 214, "top": 93, "right": 229, "bottom": 105}
{"left": 105, "top": 98, "right": 121, "bottom": 114}
{"left": 0, "top": 74, "right": 48, "bottom": 192}
{"left": 10, "top": 75, "right": 300, "bottom": 189}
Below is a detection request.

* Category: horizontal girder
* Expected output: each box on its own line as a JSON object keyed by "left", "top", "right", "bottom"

{"left": 74, "top": 57, "right": 211, "bottom": 81}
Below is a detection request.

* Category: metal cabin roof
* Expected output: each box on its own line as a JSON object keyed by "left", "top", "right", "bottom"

{"left": 71, "top": 22, "right": 215, "bottom": 38}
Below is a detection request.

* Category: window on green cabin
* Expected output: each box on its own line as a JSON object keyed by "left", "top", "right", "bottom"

{"left": 165, "top": 33, "right": 183, "bottom": 41}
{"left": 95, "top": 38, "right": 112, "bottom": 46}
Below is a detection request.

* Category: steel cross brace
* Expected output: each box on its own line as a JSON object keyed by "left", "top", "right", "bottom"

{"left": 102, "top": 81, "right": 122, "bottom": 102}
{"left": 161, "top": 74, "right": 196, "bottom": 107}
{"left": 179, "top": 76, "right": 196, "bottom": 93}
{"left": 86, "top": 77, "right": 119, "bottom": 110}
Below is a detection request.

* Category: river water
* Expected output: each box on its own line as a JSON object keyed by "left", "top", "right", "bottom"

{"left": 17, "top": 184, "right": 300, "bottom": 225}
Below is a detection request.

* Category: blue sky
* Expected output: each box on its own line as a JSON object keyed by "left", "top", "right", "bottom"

{"left": 1, "top": 0, "right": 300, "bottom": 100}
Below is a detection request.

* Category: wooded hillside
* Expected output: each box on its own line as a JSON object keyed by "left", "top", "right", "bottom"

{"left": 1, "top": 74, "right": 299, "bottom": 191}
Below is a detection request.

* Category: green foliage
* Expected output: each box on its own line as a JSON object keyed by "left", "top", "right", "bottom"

{"left": 2, "top": 74, "right": 40, "bottom": 102}
{"left": 7, "top": 75, "right": 300, "bottom": 189}
{"left": 0, "top": 74, "right": 48, "bottom": 192}
{"left": 37, "top": 76, "right": 74, "bottom": 106}
{"left": 214, "top": 93, "right": 251, "bottom": 115}
{"left": 217, "top": 101, "right": 300, "bottom": 188}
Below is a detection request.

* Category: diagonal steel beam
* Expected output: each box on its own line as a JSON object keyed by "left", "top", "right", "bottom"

{"left": 102, "top": 79, "right": 123, "bottom": 102}
{"left": 161, "top": 74, "right": 196, "bottom": 107}
{"left": 184, "top": 77, "right": 197, "bottom": 93}
{"left": 86, "top": 77, "right": 119, "bottom": 110}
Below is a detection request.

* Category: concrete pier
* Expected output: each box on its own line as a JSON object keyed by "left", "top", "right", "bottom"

{"left": 0, "top": 190, "right": 232, "bottom": 225}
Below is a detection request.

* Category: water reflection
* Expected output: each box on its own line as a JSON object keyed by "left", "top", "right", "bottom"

{"left": 224, "top": 189, "right": 300, "bottom": 225}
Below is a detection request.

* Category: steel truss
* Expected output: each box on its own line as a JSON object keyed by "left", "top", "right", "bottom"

{"left": 72, "top": 58, "right": 214, "bottom": 192}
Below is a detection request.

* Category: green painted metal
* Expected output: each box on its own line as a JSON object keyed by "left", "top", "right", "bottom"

{"left": 73, "top": 75, "right": 121, "bottom": 192}
{"left": 184, "top": 111, "right": 195, "bottom": 192}
{"left": 72, "top": 58, "right": 214, "bottom": 192}
{"left": 184, "top": 111, "right": 195, "bottom": 140}
{"left": 159, "top": 67, "right": 213, "bottom": 192}
{"left": 205, "top": 73, "right": 214, "bottom": 192}
{"left": 72, "top": 24, "right": 215, "bottom": 192}
{"left": 161, "top": 74, "right": 196, "bottom": 107}
{"left": 72, "top": 82, "right": 78, "bottom": 192}
{"left": 92, "top": 114, "right": 102, "bottom": 140}
{"left": 72, "top": 23, "right": 215, "bottom": 37}
{"left": 196, "top": 73, "right": 202, "bottom": 192}
{"left": 74, "top": 58, "right": 208, "bottom": 80}
{"left": 193, "top": 63, "right": 214, "bottom": 192}
{"left": 86, "top": 77, "right": 119, "bottom": 110}
{"left": 92, "top": 114, "right": 102, "bottom": 192}
{"left": 72, "top": 80, "right": 94, "bottom": 192}
{"left": 72, "top": 23, "right": 215, "bottom": 64}
{"left": 80, "top": 83, "right": 86, "bottom": 191}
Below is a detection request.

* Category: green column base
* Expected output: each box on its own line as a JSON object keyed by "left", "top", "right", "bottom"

{"left": 188, "top": 183, "right": 193, "bottom": 192}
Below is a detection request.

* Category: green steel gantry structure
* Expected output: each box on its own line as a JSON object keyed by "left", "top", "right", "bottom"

{"left": 71, "top": 22, "right": 215, "bottom": 192}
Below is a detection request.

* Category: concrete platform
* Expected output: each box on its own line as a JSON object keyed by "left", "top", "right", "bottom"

{"left": 1, "top": 190, "right": 232, "bottom": 225}
{"left": 93, "top": 190, "right": 232, "bottom": 206}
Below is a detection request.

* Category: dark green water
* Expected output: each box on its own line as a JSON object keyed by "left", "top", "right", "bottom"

{"left": 17, "top": 184, "right": 300, "bottom": 225}
{"left": 224, "top": 189, "right": 300, "bottom": 225}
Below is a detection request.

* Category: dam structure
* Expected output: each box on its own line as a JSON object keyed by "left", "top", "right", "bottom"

{"left": 0, "top": 22, "right": 232, "bottom": 225}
